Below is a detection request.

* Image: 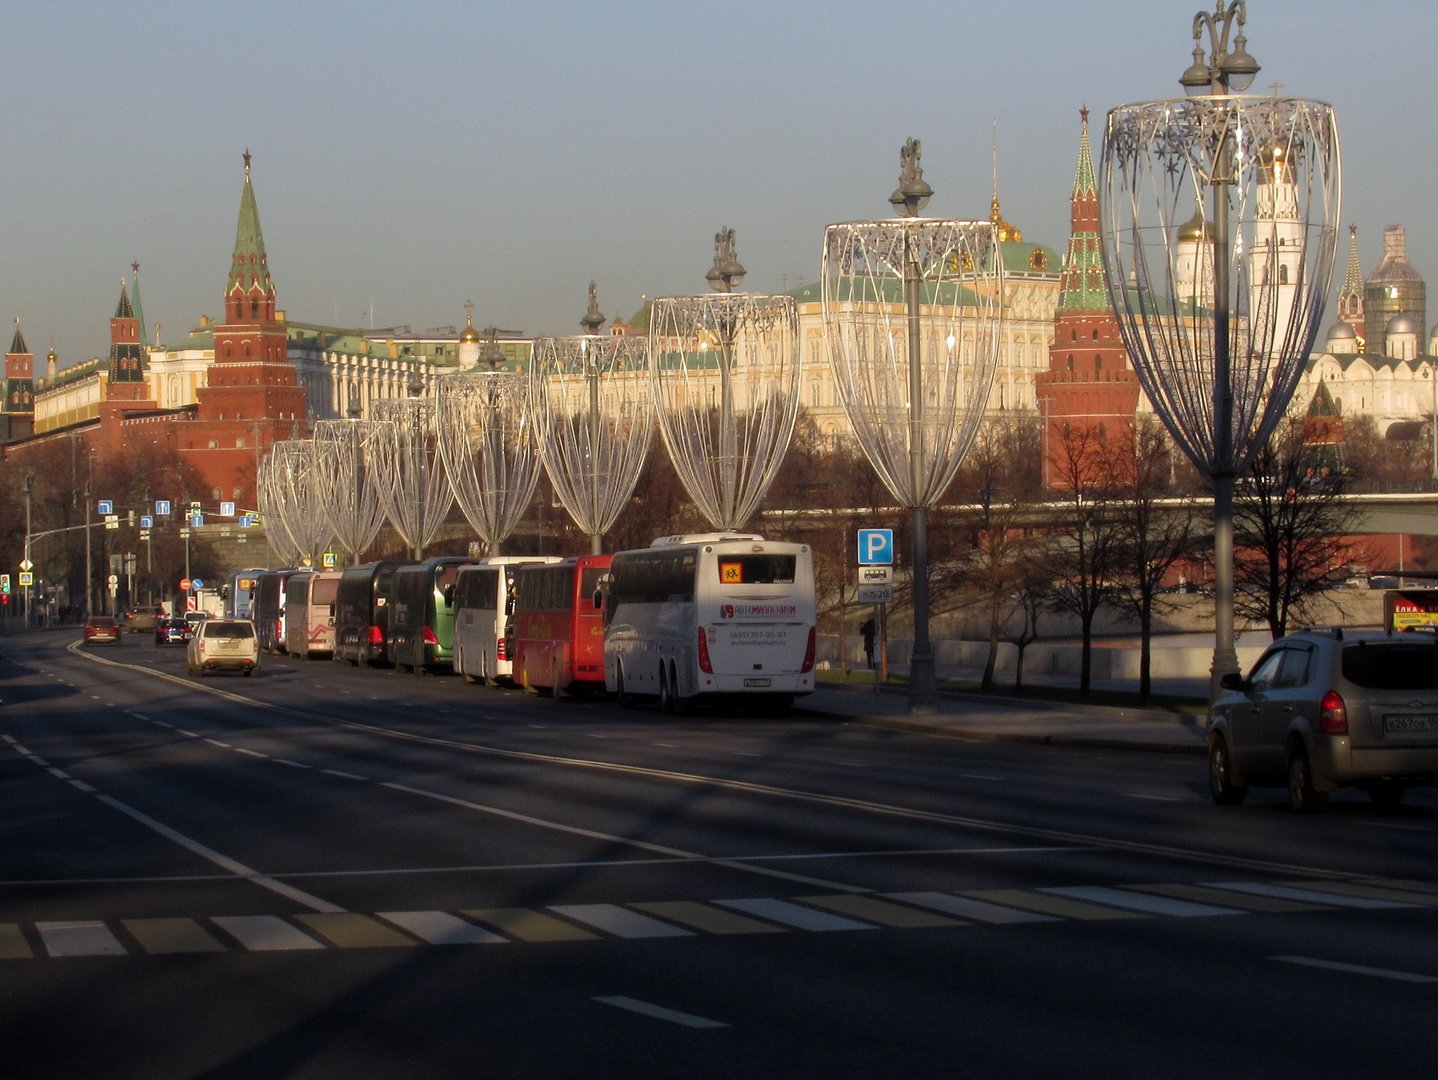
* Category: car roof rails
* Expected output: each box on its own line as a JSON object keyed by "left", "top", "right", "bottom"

{"left": 1297, "top": 625, "right": 1344, "bottom": 640}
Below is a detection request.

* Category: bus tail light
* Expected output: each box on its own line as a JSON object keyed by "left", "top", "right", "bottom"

{"left": 497, "top": 637, "right": 509, "bottom": 661}
{"left": 366, "top": 625, "right": 384, "bottom": 646}
{"left": 801, "top": 626, "right": 816, "bottom": 673}
{"left": 422, "top": 625, "right": 440, "bottom": 647}
{"left": 697, "top": 627, "right": 713, "bottom": 673}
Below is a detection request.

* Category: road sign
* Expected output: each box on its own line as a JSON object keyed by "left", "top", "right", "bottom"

{"left": 97, "top": 499, "right": 113, "bottom": 515}
{"left": 857, "top": 528, "right": 894, "bottom": 566}
{"left": 107, "top": 574, "right": 118, "bottom": 586}
{"left": 857, "top": 584, "right": 894, "bottom": 604}
{"left": 155, "top": 500, "right": 172, "bottom": 515}
{"left": 105, "top": 515, "right": 120, "bottom": 530}
{"left": 858, "top": 565, "right": 892, "bottom": 585}
{"left": 18, "top": 572, "right": 34, "bottom": 587}
{"left": 180, "top": 578, "right": 193, "bottom": 591}
{"left": 140, "top": 515, "right": 153, "bottom": 529}
{"left": 322, "top": 552, "right": 336, "bottom": 569}
{"left": 189, "top": 512, "right": 204, "bottom": 527}
{"left": 191, "top": 578, "right": 205, "bottom": 590}
{"left": 19, "top": 558, "right": 32, "bottom": 572}
{"left": 220, "top": 501, "right": 235, "bottom": 517}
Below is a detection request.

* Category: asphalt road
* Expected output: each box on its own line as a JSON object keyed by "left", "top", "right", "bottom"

{"left": 2, "top": 628, "right": 1436, "bottom": 1079}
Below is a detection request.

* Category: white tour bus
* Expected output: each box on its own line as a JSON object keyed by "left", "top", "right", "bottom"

{"left": 452, "top": 556, "right": 561, "bottom": 685}
{"left": 284, "top": 569, "right": 342, "bottom": 658}
{"left": 602, "top": 533, "right": 817, "bottom": 712}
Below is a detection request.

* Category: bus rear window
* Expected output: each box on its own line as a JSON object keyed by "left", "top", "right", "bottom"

{"left": 716, "top": 555, "right": 797, "bottom": 585}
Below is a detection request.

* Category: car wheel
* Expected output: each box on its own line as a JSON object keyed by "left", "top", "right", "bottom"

{"left": 1368, "top": 781, "right": 1406, "bottom": 808}
{"left": 1208, "top": 734, "right": 1248, "bottom": 805}
{"left": 1286, "top": 746, "right": 1328, "bottom": 814}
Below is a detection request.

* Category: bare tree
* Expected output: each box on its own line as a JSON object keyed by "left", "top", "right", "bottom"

{"left": 1040, "top": 423, "right": 1125, "bottom": 696}
{"left": 1233, "top": 417, "right": 1369, "bottom": 638}
{"left": 1108, "top": 420, "right": 1202, "bottom": 702}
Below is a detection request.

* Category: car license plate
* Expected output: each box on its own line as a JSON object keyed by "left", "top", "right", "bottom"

{"left": 1384, "top": 714, "right": 1438, "bottom": 734}
{"left": 743, "top": 677, "right": 771, "bottom": 688}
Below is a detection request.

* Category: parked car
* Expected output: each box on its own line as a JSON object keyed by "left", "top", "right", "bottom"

{"left": 1208, "top": 627, "right": 1438, "bottom": 812}
{"left": 83, "top": 615, "right": 122, "bottom": 646}
{"left": 154, "top": 616, "right": 193, "bottom": 646}
{"left": 186, "top": 618, "right": 260, "bottom": 677}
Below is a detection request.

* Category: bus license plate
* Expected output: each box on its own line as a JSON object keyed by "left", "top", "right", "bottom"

{"left": 744, "top": 677, "right": 771, "bottom": 688}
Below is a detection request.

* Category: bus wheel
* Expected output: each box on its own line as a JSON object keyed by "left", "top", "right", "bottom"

{"left": 521, "top": 664, "right": 538, "bottom": 695}
{"left": 616, "top": 666, "right": 635, "bottom": 710}
{"left": 552, "top": 661, "right": 568, "bottom": 700}
{"left": 666, "top": 662, "right": 686, "bottom": 716}
{"left": 659, "top": 666, "right": 675, "bottom": 715}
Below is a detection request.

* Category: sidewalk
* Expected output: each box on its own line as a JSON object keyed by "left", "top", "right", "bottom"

{"left": 797, "top": 670, "right": 1210, "bottom": 754}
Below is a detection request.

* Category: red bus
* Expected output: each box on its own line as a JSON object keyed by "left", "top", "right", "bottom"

{"left": 511, "top": 554, "right": 611, "bottom": 696}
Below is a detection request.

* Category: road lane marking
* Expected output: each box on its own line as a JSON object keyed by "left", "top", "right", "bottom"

{"left": 629, "top": 901, "right": 786, "bottom": 935}
{"left": 1272, "top": 880, "right": 1438, "bottom": 905}
{"left": 37, "top": 921, "right": 127, "bottom": 957}
{"left": 798, "top": 894, "right": 964, "bottom": 928}
{"left": 1206, "top": 882, "right": 1417, "bottom": 910}
{"left": 235, "top": 747, "right": 267, "bottom": 758}
{"left": 714, "top": 898, "right": 876, "bottom": 932}
{"left": 213, "top": 915, "right": 325, "bottom": 951}
{"left": 461, "top": 908, "right": 598, "bottom": 942}
{"left": 92, "top": 793, "right": 343, "bottom": 913}
{"left": 964, "top": 889, "right": 1143, "bottom": 921}
{"left": 123, "top": 918, "right": 227, "bottom": 955}
{"left": 1, "top": 924, "right": 32, "bottom": 959}
{"left": 1272, "top": 956, "right": 1438, "bottom": 984}
{"left": 322, "top": 769, "right": 369, "bottom": 781}
{"left": 594, "top": 996, "right": 728, "bottom": 1029}
{"left": 885, "top": 891, "right": 1060, "bottom": 924}
{"left": 378, "top": 911, "right": 507, "bottom": 945}
{"left": 295, "top": 913, "right": 419, "bottom": 949}
{"left": 549, "top": 904, "right": 694, "bottom": 939}
{"left": 1042, "top": 885, "right": 1242, "bottom": 917}
{"left": 1123, "top": 883, "right": 1326, "bottom": 913}
{"left": 1124, "top": 793, "right": 1184, "bottom": 803}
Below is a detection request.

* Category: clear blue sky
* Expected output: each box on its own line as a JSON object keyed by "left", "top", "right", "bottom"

{"left": 2, "top": 0, "right": 1431, "bottom": 365}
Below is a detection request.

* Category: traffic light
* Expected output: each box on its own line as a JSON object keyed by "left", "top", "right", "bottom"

{"left": 1, "top": 594, "right": 9, "bottom": 608}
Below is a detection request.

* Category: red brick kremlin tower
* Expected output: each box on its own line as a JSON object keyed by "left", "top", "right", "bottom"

{"left": 1034, "top": 108, "right": 1140, "bottom": 488}
{"left": 175, "top": 151, "right": 308, "bottom": 505}
{"left": 1, "top": 320, "right": 35, "bottom": 441}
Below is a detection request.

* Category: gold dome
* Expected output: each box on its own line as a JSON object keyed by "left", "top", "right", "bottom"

{"left": 1177, "top": 209, "right": 1211, "bottom": 244}
{"left": 458, "top": 314, "right": 481, "bottom": 344}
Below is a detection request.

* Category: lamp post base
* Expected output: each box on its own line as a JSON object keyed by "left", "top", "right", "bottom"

{"left": 907, "top": 644, "right": 939, "bottom": 715}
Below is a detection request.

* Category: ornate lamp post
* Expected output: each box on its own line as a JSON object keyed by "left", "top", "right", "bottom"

{"left": 1099, "top": 1, "right": 1340, "bottom": 698}
{"left": 261, "top": 439, "right": 332, "bottom": 566}
{"left": 648, "top": 229, "right": 801, "bottom": 531}
{"left": 369, "top": 394, "right": 455, "bottom": 559}
{"left": 823, "top": 139, "right": 1004, "bottom": 713}
{"left": 312, "top": 418, "right": 388, "bottom": 566}
{"left": 436, "top": 334, "right": 543, "bottom": 555}
{"left": 531, "top": 283, "right": 652, "bottom": 555}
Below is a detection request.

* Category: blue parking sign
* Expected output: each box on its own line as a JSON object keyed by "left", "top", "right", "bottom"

{"left": 857, "top": 528, "right": 894, "bottom": 565}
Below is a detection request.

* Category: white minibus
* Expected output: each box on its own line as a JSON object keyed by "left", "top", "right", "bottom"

{"left": 602, "top": 533, "right": 817, "bottom": 712}
{"left": 453, "top": 556, "right": 560, "bottom": 685}
{"left": 284, "top": 569, "right": 342, "bottom": 658}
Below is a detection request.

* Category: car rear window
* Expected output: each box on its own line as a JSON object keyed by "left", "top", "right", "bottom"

{"left": 1342, "top": 641, "right": 1438, "bottom": 689}
{"left": 205, "top": 623, "right": 255, "bottom": 640}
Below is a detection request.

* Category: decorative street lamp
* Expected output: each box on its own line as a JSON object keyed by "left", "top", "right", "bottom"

{"left": 369, "top": 396, "right": 455, "bottom": 559}
{"left": 1099, "top": 1, "right": 1340, "bottom": 698}
{"left": 262, "top": 439, "right": 332, "bottom": 566}
{"left": 823, "top": 139, "right": 1004, "bottom": 713}
{"left": 648, "top": 229, "right": 801, "bottom": 531}
{"left": 312, "top": 418, "right": 389, "bottom": 566}
{"left": 436, "top": 337, "right": 543, "bottom": 555}
{"left": 531, "top": 283, "right": 653, "bottom": 555}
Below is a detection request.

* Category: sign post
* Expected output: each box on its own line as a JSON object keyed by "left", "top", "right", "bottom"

{"left": 857, "top": 529, "right": 895, "bottom": 688}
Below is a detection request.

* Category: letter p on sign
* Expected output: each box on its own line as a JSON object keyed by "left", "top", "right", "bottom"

{"left": 857, "top": 528, "right": 894, "bottom": 566}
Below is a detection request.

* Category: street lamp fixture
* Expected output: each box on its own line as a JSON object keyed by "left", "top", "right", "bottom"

{"left": 1099, "top": 2, "right": 1340, "bottom": 699}
{"left": 824, "top": 139, "right": 1003, "bottom": 714}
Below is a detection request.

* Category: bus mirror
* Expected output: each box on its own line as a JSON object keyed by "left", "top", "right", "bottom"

{"left": 593, "top": 589, "right": 603, "bottom": 610}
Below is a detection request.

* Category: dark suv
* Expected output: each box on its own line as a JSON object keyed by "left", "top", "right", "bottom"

{"left": 1208, "top": 628, "right": 1438, "bottom": 812}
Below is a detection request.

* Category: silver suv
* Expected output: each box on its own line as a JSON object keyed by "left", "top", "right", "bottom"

{"left": 1208, "top": 627, "right": 1438, "bottom": 812}
{"left": 187, "top": 617, "right": 260, "bottom": 677}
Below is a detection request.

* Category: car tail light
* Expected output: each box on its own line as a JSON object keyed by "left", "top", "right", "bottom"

{"left": 697, "top": 627, "right": 713, "bottom": 674}
{"left": 422, "top": 625, "right": 439, "bottom": 646}
{"left": 497, "top": 637, "right": 509, "bottom": 661}
{"left": 801, "top": 626, "right": 816, "bottom": 673}
{"left": 1319, "top": 690, "right": 1348, "bottom": 735}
